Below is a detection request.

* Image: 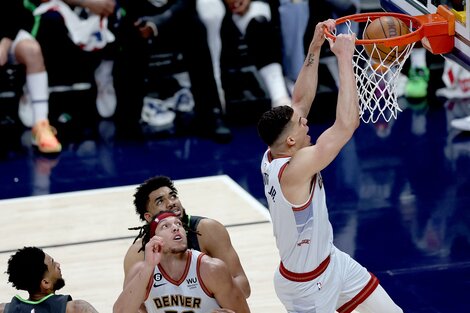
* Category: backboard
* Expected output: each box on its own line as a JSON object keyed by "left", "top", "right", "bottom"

{"left": 381, "top": 0, "right": 470, "bottom": 70}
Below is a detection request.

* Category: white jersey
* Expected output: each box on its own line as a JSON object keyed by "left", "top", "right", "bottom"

{"left": 262, "top": 150, "right": 386, "bottom": 313}
{"left": 144, "top": 250, "right": 220, "bottom": 313}
{"left": 261, "top": 149, "right": 334, "bottom": 274}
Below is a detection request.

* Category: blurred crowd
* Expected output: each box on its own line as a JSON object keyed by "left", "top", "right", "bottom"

{"left": 1, "top": 0, "right": 469, "bottom": 156}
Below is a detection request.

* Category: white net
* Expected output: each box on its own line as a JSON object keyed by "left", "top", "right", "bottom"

{"left": 338, "top": 18, "right": 416, "bottom": 123}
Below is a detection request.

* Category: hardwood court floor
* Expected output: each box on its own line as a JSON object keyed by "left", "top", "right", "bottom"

{"left": 0, "top": 175, "right": 284, "bottom": 312}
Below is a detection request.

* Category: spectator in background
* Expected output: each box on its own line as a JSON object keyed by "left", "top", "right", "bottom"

{"left": 32, "top": 0, "right": 118, "bottom": 119}
{"left": 0, "top": 246, "right": 98, "bottom": 313}
{"left": 197, "top": 0, "right": 292, "bottom": 108}
{"left": 0, "top": 0, "right": 61, "bottom": 154}
{"left": 118, "top": 0, "right": 232, "bottom": 143}
{"left": 436, "top": 58, "right": 470, "bottom": 132}
{"left": 278, "top": 0, "right": 309, "bottom": 88}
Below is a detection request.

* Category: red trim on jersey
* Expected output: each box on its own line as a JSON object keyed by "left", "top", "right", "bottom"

{"left": 267, "top": 150, "right": 273, "bottom": 162}
{"left": 292, "top": 174, "right": 316, "bottom": 212}
{"left": 336, "top": 273, "right": 380, "bottom": 313}
{"left": 196, "top": 253, "right": 215, "bottom": 298}
{"left": 279, "top": 255, "right": 330, "bottom": 282}
{"left": 267, "top": 150, "right": 291, "bottom": 162}
{"left": 158, "top": 250, "right": 192, "bottom": 286}
{"left": 277, "top": 162, "right": 289, "bottom": 181}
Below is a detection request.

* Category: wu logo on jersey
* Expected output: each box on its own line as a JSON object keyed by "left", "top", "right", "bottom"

{"left": 186, "top": 277, "right": 198, "bottom": 289}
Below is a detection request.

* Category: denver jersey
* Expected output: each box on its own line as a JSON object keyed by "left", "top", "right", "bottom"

{"left": 144, "top": 250, "right": 220, "bottom": 313}
{"left": 261, "top": 150, "right": 334, "bottom": 274}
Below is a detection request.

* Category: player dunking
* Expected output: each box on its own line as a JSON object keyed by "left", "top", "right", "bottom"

{"left": 256, "top": 20, "right": 403, "bottom": 313}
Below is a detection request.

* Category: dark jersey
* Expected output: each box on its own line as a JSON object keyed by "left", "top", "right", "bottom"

{"left": 4, "top": 294, "right": 72, "bottom": 313}
{"left": 186, "top": 214, "right": 205, "bottom": 251}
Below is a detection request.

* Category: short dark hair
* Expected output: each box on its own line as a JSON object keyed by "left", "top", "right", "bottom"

{"left": 133, "top": 176, "right": 178, "bottom": 221}
{"left": 7, "top": 247, "right": 47, "bottom": 294}
{"left": 257, "top": 106, "right": 294, "bottom": 146}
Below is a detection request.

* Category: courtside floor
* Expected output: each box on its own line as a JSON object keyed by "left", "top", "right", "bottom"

{"left": 0, "top": 175, "right": 285, "bottom": 312}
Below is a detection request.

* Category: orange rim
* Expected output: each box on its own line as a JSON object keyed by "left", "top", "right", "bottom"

{"left": 324, "top": 5, "right": 455, "bottom": 50}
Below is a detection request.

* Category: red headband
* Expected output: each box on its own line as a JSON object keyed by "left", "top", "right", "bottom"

{"left": 150, "top": 212, "right": 178, "bottom": 238}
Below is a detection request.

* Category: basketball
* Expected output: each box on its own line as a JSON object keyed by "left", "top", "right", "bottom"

{"left": 363, "top": 16, "right": 410, "bottom": 65}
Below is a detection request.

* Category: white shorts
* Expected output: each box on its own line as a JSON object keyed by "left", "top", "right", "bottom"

{"left": 9, "top": 30, "right": 35, "bottom": 64}
{"left": 274, "top": 246, "right": 378, "bottom": 313}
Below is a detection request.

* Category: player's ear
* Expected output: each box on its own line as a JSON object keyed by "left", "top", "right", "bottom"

{"left": 144, "top": 212, "right": 153, "bottom": 223}
{"left": 40, "top": 278, "right": 51, "bottom": 292}
{"left": 286, "top": 135, "right": 296, "bottom": 147}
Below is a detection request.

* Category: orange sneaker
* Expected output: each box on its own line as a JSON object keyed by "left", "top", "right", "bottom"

{"left": 32, "top": 120, "right": 62, "bottom": 153}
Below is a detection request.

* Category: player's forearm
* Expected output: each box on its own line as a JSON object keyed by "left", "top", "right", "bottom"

{"left": 113, "top": 263, "right": 154, "bottom": 313}
{"left": 291, "top": 45, "right": 322, "bottom": 117}
{"left": 335, "top": 56, "right": 359, "bottom": 132}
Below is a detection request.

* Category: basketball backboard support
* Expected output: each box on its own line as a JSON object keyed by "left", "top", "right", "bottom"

{"left": 381, "top": 0, "right": 470, "bottom": 70}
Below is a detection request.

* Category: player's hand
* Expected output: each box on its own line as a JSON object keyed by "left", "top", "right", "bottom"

{"left": 211, "top": 309, "right": 235, "bottom": 313}
{"left": 310, "top": 19, "right": 335, "bottom": 51}
{"left": 328, "top": 33, "right": 356, "bottom": 60}
{"left": 226, "top": 0, "right": 250, "bottom": 15}
{"left": 144, "top": 236, "right": 164, "bottom": 267}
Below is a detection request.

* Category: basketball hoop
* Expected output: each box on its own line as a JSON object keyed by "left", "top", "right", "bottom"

{"left": 324, "top": 5, "right": 455, "bottom": 123}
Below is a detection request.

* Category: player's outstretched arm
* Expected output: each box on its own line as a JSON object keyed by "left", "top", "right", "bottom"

{"left": 292, "top": 19, "right": 336, "bottom": 119}
{"left": 311, "top": 33, "right": 359, "bottom": 165}
{"left": 200, "top": 255, "right": 250, "bottom": 313}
